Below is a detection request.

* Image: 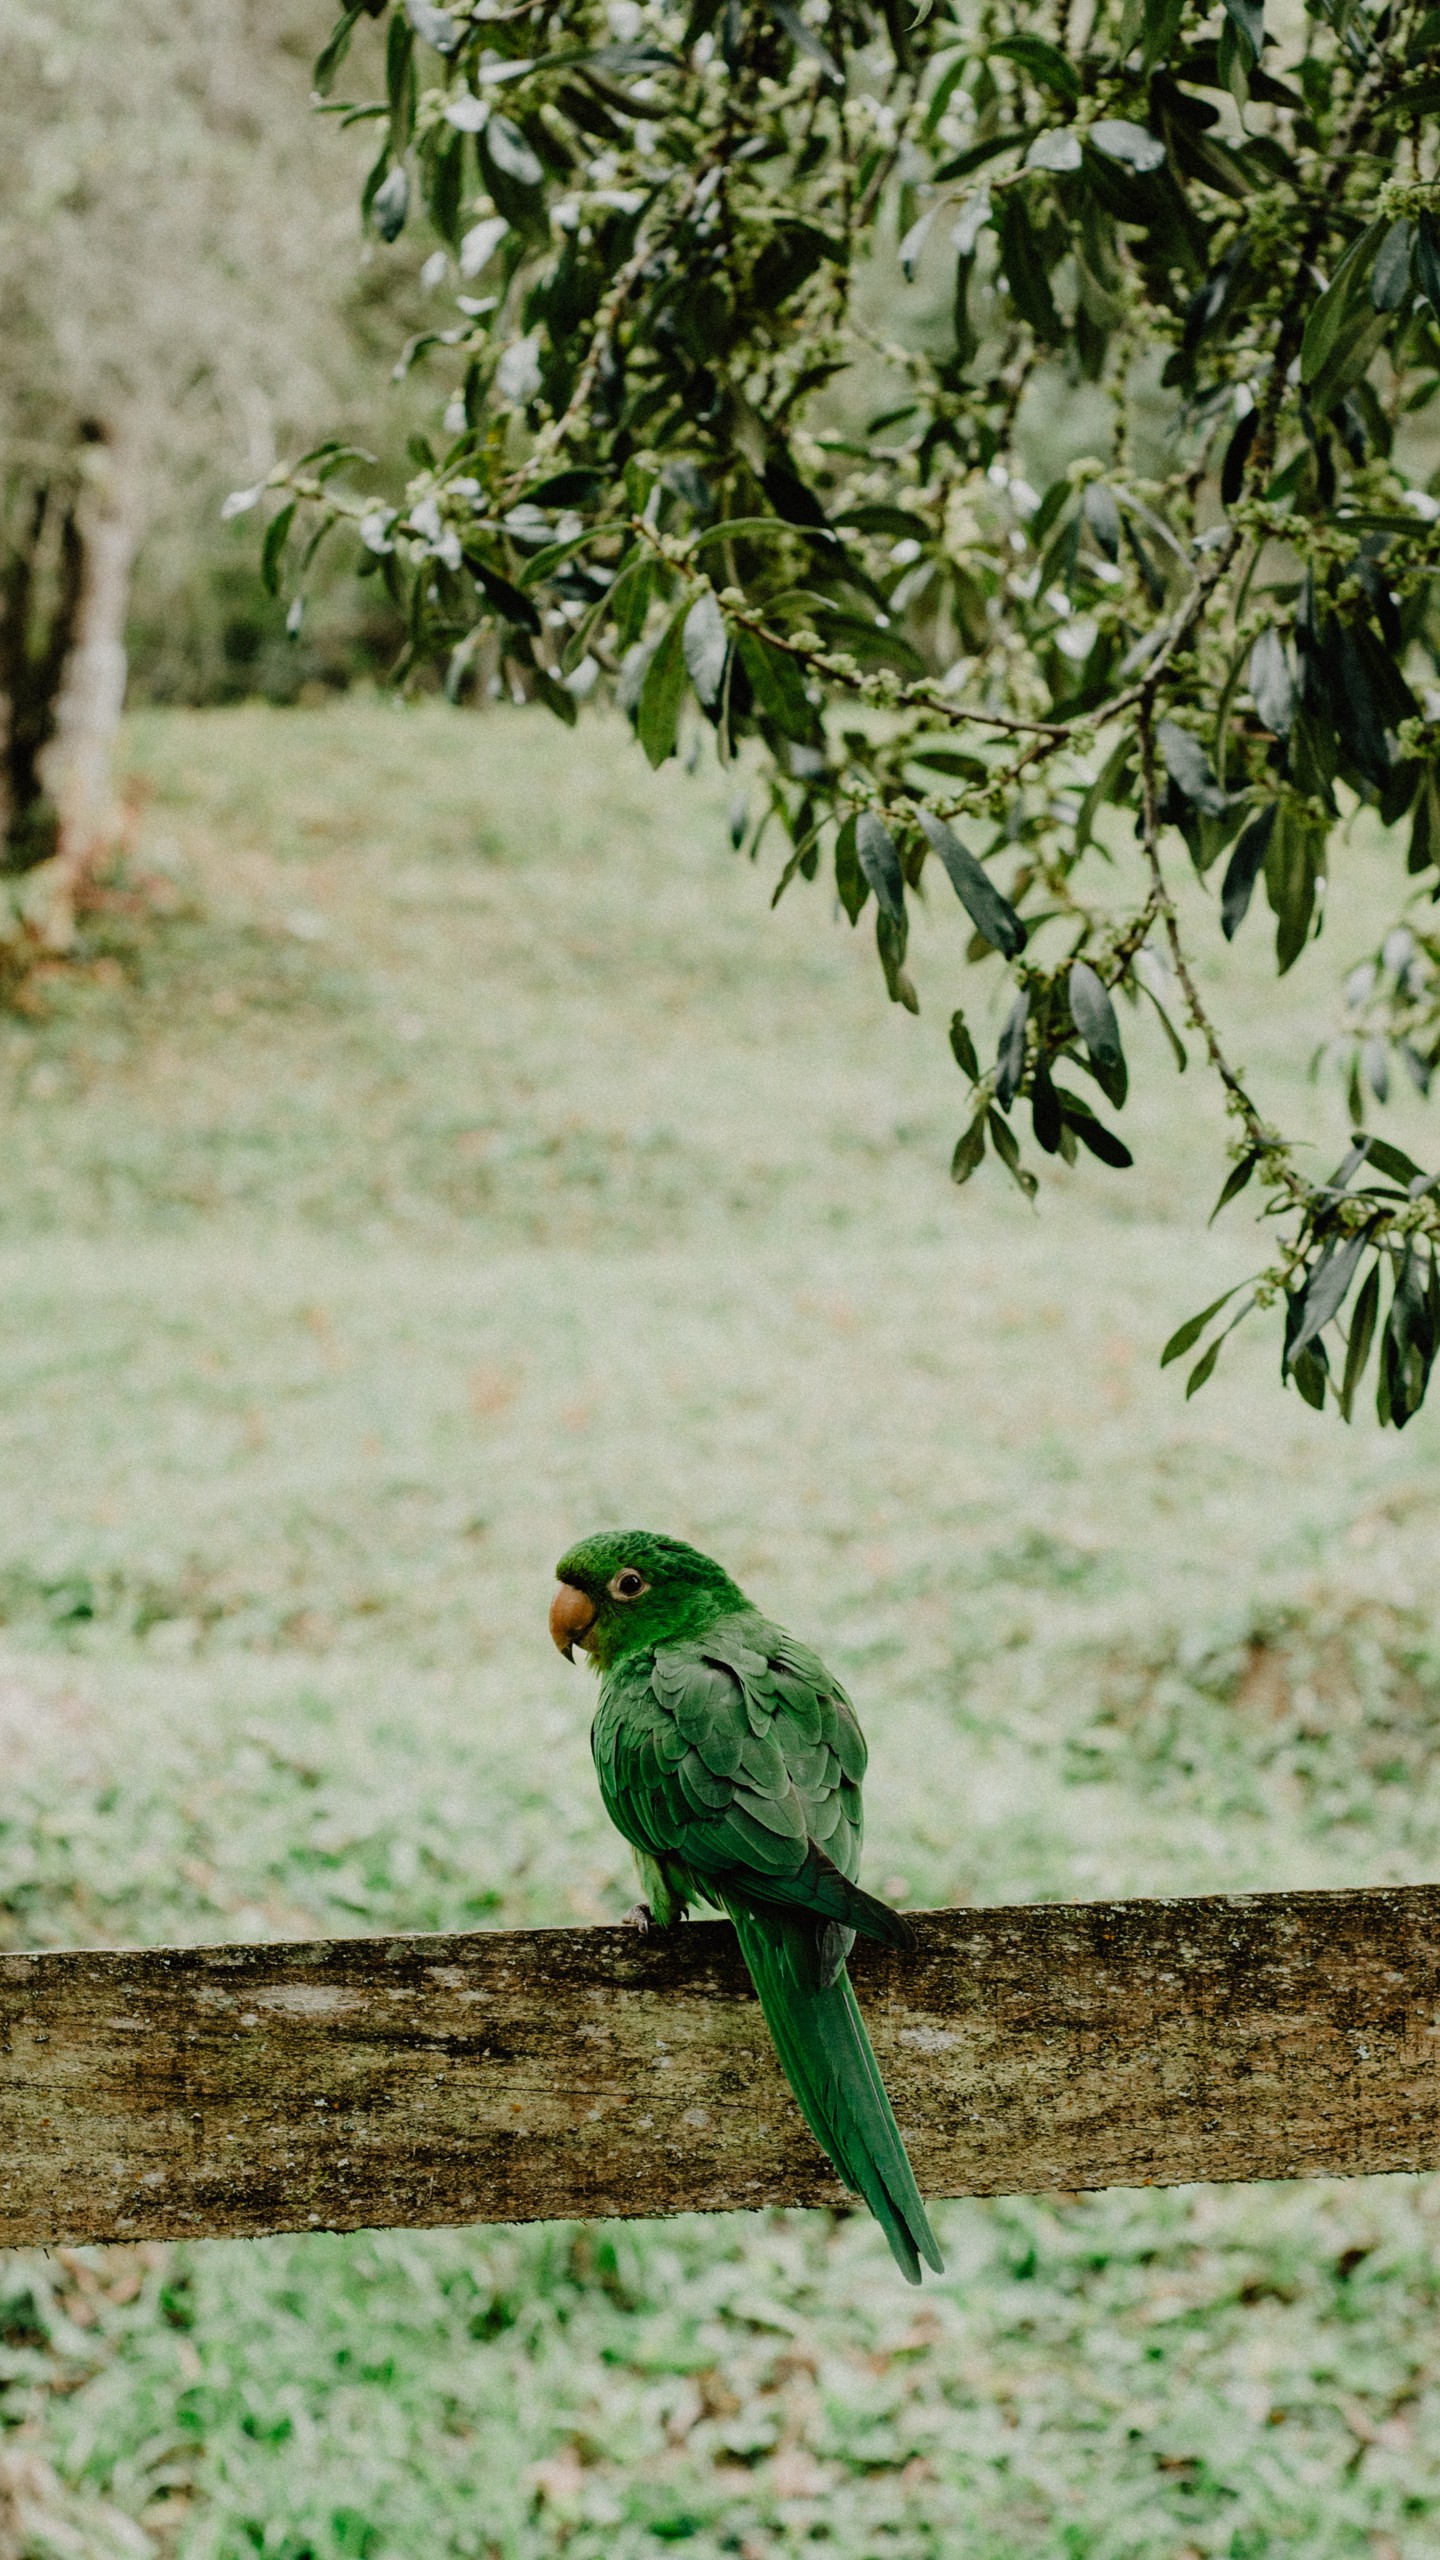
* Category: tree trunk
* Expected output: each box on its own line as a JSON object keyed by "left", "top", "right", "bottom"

{"left": 0, "top": 473, "right": 85, "bottom": 872}
{"left": 49, "top": 427, "right": 139, "bottom": 863}
{"left": 0, "top": 426, "right": 139, "bottom": 890}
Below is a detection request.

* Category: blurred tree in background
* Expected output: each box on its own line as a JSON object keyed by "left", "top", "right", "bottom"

{"left": 0, "top": 0, "right": 418, "bottom": 876}
{"left": 272, "top": 0, "right": 1440, "bottom": 1421}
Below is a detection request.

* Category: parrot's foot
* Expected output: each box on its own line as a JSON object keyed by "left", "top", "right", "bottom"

{"left": 621, "top": 1901, "right": 655, "bottom": 1933}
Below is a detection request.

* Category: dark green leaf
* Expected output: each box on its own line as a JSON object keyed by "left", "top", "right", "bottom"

{"left": 1161, "top": 1282, "right": 1245, "bottom": 1366}
{"left": 833, "top": 504, "right": 929, "bottom": 539}
{"left": 532, "top": 667, "right": 578, "bottom": 728}
{"left": 932, "top": 131, "right": 1030, "bottom": 185}
{"left": 1028, "top": 479, "right": 1072, "bottom": 548}
{"left": 261, "top": 501, "right": 296, "bottom": 597}
{"left": 1074, "top": 734, "right": 1132, "bottom": 855}
{"left": 763, "top": 460, "right": 830, "bottom": 531}
{"left": 636, "top": 606, "right": 689, "bottom": 767}
{"left": 1265, "top": 803, "right": 1319, "bottom": 976}
{"left": 1058, "top": 1097, "right": 1134, "bottom": 1166}
{"left": 479, "top": 117, "right": 546, "bottom": 228}
{"left": 1158, "top": 720, "right": 1228, "bottom": 816}
{"left": 1322, "top": 1137, "right": 1371, "bottom": 1196}
{"left": 767, "top": 0, "right": 843, "bottom": 83}
{"left": 1209, "top": 1148, "right": 1260, "bottom": 1221}
{"left": 834, "top": 815, "right": 868, "bottom": 924}
{"left": 876, "top": 907, "right": 919, "bottom": 1012}
{"left": 906, "top": 745, "right": 989, "bottom": 781}
{"left": 1289, "top": 1231, "right": 1368, "bottom": 1362}
{"left": 1292, "top": 1340, "right": 1328, "bottom": 1410}
{"left": 1300, "top": 220, "right": 1386, "bottom": 382}
{"left": 1220, "top": 408, "right": 1259, "bottom": 507}
{"left": 1340, "top": 1261, "right": 1380, "bottom": 1420}
{"left": 1031, "top": 1058, "right": 1062, "bottom": 1153}
{"left": 1140, "top": 976, "right": 1189, "bottom": 1072}
{"left": 951, "top": 1111, "right": 987, "bottom": 1185}
{"left": 916, "top": 813, "right": 1026, "bottom": 955}
{"left": 682, "top": 590, "right": 728, "bottom": 708}
{"left": 1186, "top": 1336, "right": 1223, "bottom": 1398}
{"left": 1378, "top": 79, "right": 1440, "bottom": 123}
{"left": 1248, "top": 630, "right": 1295, "bottom": 738}
{"left": 1220, "top": 803, "right": 1275, "bottom": 939}
{"left": 1409, "top": 766, "right": 1440, "bottom": 877}
{"left": 997, "top": 194, "right": 1061, "bottom": 343}
{"left": 987, "top": 1107, "right": 1038, "bottom": 1198}
{"left": 1372, "top": 220, "right": 1416, "bottom": 312}
{"left": 1068, "top": 962, "right": 1127, "bottom": 1107}
{"left": 529, "top": 469, "right": 608, "bottom": 508}
{"left": 771, "top": 823, "right": 822, "bottom": 908}
{"left": 734, "top": 630, "right": 815, "bottom": 742}
{"left": 991, "top": 34, "right": 1080, "bottom": 97}
{"left": 995, "top": 990, "right": 1030, "bottom": 1109}
{"left": 856, "top": 813, "right": 905, "bottom": 922}
{"left": 813, "top": 613, "right": 928, "bottom": 680}
{"left": 1417, "top": 212, "right": 1440, "bottom": 311}
{"left": 315, "top": 3, "right": 367, "bottom": 97}
{"left": 1360, "top": 1134, "right": 1428, "bottom": 1188}
{"left": 753, "top": 224, "right": 834, "bottom": 311}
{"left": 949, "top": 1008, "right": 980, "bottom": 1082}
{"left": 471, "top": 559, "right": 542, "bottom": 634}
{"left": 1142, "top": 0, "right": 1186, "bottom": 70}
{"left": 1378, "top": 1242, "right": 1434, "bottom": 1429}
{"left": 371, "top": 163, "right": 410, "bottom": 241}
{"left": 922, "top": 52, "right": 970, "bottom": 139}
{"left": 518, "top": 525, "right": 626, "bottom": 586}
{"left": 292, "top": 440, "right": 377, "bottom": 478}
{"left": 1306, "top": 305, "right": 1392, "bottom": 418}
{"left": 1221, "top": 0, "right": 1264, "bottom": 55}
{"left": 1332, "top": 624, "right": 1416, "bottom": 786}
{"left": 484, "top": 114, "right": 545, "bottom": 187}
{"left": 385, "top": 13, "right": 416, "bottom": 148}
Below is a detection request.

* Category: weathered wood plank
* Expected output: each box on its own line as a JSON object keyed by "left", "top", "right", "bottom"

{"left": 2, "top": 1887, "right": 1438, "bottom": 2249}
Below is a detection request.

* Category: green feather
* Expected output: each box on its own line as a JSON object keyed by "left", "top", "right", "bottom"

{"left": 716, "top": 1805, "right": 802, "bottom": 1871}
{"left": 739, "top": 1732, "right": 788, "bottom": 1792}
{"left": 727, "top": 1900, "right": 944, "bottom": 2286}
{"left": 734, "top": 1784, "right": 807, "bottom": 1839}
{"left": 831, "top": 1702, "right": 867, "bottom": 1783}
{"left": 678, "top": 1750, "right": 731, "bottom": 1812}
{"left": 809, "top": 1792, "right": 845, "bottom": 1845}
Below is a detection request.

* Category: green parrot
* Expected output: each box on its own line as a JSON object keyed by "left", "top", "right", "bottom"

{"left": 550, "top": 1528, "right": 943, "bottom": 2284}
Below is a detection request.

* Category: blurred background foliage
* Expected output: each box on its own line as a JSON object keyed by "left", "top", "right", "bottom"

{"left": 0, "top": 0, "right": 418, "bottom": 728}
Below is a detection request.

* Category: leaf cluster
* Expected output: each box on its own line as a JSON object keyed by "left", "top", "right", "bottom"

{"left": 273, "top": 0, "right": 1440, "bottom": 1420}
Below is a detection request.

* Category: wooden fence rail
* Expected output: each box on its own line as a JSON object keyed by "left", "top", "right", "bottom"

{"left": 2, "top": 1885, "right": 1438, "bottom": 2250}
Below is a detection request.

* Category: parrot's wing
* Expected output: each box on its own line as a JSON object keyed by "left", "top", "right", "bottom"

{"left": 592, "top": 1614, "right": 911, "bottom": 1950}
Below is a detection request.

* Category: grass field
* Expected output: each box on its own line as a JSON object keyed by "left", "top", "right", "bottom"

{"left": 3, "top": 695, "right": 1440, "bottom": 2559}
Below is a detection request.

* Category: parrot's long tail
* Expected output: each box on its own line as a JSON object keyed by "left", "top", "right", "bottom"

{"left": 725, "top": 1899, "right": 944, "bottom": 2285}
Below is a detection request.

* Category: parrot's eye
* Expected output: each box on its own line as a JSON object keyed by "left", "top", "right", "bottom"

{"left": 609, "top": 1568, "right": 648, "bottom": 1601}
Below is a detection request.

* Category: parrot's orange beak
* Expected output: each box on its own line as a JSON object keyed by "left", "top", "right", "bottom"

{"left": 550, "top": 1581, "right": 597, "bottom": 1661}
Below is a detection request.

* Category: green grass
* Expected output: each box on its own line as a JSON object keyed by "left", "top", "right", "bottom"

{"left": 3, "top": 694, "right": 1440, "bottom": 2558}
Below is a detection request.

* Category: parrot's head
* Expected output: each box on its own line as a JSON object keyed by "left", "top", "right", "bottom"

{"left": 550, "top": 1530, "right": 745, "bottom": 1670}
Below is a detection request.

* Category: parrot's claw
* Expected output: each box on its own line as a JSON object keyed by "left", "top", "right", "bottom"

{"left": 621, "top": 1901, "right": 655, "bottom": 1934}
